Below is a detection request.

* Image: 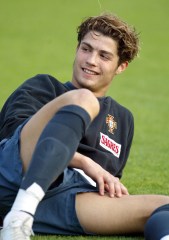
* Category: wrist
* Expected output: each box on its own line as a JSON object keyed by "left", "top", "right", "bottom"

{"left": 69, "top": 152, "right": 89, "bottom": 170}
{"left": 80, "top": 155, "right": 91, "bottom": 172}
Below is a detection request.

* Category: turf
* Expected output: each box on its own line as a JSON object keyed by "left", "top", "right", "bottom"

{"left": 0, "top": 0, "right": 169, "bottom": 239}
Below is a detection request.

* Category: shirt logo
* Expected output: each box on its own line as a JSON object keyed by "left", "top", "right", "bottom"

{"left": 99, "top": 132, "right": 121, "bottom": 158}
{"left": 106, "top": 114, "right": 117, "bottom": 134}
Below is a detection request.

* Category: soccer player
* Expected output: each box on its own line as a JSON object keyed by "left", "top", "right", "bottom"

{"left": 0, "top": 13, "right": 169, "bottom": 240}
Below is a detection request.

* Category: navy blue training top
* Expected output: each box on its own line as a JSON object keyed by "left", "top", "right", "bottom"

{"left": 0, "top": 74, "right": 134, "bottom": 178}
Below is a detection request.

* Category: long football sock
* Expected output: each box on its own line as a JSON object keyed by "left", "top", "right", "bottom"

{"left": 144, "top": 204, "right": 169, "bottom": 240}
{"left": 12, "top": 105, "right": 91, "bottom": 215}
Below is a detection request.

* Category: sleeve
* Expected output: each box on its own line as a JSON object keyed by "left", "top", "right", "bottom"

{"left": 0, "top": 74, "right": 58, "bottom": 140}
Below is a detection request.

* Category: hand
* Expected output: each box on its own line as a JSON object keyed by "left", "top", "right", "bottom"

{"left": 69, "top": 152, "right": 129, "bottom": 198}
{"left": 83, "top": 157, "right": 129, "bottom": 198}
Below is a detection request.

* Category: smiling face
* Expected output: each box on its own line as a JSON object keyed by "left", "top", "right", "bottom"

{"left": 72, "top": 31, "right": 128, "bottom": 97}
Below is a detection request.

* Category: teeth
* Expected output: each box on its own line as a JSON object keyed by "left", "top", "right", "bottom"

{"left": 83, "top": 68, "right": 97, "bottom": 75}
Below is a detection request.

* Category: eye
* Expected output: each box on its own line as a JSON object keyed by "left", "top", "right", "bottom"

{"left": 100, "top": 54, "right": 110, "bottom": 60}
{"left": 81, "top": 46, "right": 90, "bottom": 52}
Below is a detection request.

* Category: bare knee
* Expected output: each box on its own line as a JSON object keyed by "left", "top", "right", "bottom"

{"left": 48, "top": 89, "right": 100, "bottom": 121}
{"left": 20, "top": 89, "right": 99, "bottom": 169}
{"left": 70, "top": 89, "right": 100, "bottom": 120}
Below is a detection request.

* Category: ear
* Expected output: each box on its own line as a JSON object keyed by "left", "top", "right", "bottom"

{"left": 115, "top": 61, "right": 128, "bottom": 75}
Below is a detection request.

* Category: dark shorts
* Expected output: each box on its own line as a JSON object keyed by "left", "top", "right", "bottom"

{"left": 0, "top": 122, "right": 98, "bottom": 235}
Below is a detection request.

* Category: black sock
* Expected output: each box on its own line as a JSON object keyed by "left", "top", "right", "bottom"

{"left": 144, "top": 204, "right": 169, "bottom": 240}
{"left": 21, "top": 105, "right": 91, "bottom": 192}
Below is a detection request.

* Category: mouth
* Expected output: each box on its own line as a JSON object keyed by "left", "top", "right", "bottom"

{"left": 82, "top": 68, "right": 99, "bottom": 75}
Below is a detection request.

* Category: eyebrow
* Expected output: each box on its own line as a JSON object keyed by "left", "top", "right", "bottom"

{"left": 81, "top": 41, "right": 114, "bottom": 57}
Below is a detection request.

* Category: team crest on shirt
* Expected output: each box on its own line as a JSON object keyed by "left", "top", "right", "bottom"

{"left": 106, "top": 114, "right": 117, "bottom": 134}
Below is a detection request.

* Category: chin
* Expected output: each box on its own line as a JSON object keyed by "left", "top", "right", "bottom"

{"left": 79, "top": 82, "right": 93, "bottom": 90}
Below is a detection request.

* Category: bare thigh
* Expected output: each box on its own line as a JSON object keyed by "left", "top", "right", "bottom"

{"left": 76, "top": 192, "right": 169, "bottom": 235}
{"left": 20, "top": 89, "right": 99, "bottom": 171}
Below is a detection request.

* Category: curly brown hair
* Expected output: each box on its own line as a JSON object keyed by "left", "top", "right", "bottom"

{"left": 77, "top": 13, "right": 140, "bottom": 65}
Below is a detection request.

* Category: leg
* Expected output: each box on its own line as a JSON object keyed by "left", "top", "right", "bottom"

{"left": 17, "top": 88, "right": 99, "bottom": 202}
{"left": 18, "top": 88, "right": 99, "bottom": 197}
{"left": 20, "top": 88, "right": 99, "bottom": 171}
{"left": 1, "top": 89, "right": 99, "bottom": 240}
{"left": 76, "top": 192, "right": 169, "bottom": 235}
{"left": 144, "top": 204, "right": 169, "bottom": 240}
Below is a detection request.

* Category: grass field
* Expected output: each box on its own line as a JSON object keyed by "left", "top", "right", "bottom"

{"left": 0, "top": 0, "right": 169, "bottom": 239}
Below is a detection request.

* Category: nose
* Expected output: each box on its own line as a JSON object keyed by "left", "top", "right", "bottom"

{"left": 86, "top": 52, "right": 98, "bottom": 66}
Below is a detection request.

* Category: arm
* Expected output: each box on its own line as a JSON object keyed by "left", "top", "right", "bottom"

{"left": 69, "top": 152, "right": 129, "bottom": 198}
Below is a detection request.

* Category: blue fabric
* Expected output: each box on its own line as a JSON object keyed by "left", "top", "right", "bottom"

{"left": 33, "top": 168, "right": 98, "bottom": 235}
{"left": 21, "top": 104, "right": 91, "bottom": 191}
{"left": 144, "top": 205, "right": 169, "bottom": 240}
{"left": 0, "top": 122, "right": 25, "bottom": 208}
{"left": 0, "top": 122, "right": 98, "bottom": 235}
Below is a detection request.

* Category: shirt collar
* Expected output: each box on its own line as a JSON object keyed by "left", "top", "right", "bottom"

{"left": 64, "top": 82, "right": 77, "bottom": 90}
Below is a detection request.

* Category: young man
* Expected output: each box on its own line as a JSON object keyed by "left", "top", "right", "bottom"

{"left": 0, "top": 13, "right": 169, "bottom": 240}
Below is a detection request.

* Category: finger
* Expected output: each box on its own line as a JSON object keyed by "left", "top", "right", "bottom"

{"left": 106, "top": 180, "right": 115, "bottom": 198}
{"left": 105, "top": 176, "right": 120, "bottom": 198}
{"left": 104, "top": 183, "right": 110, "bottom": 192}
{"left": 97, "top": 177, "right": 105, "bottom": 196}
{"left": 114, "top": 181, "right": 123, "bottom": 198}
{"left": 120, "top": 183, "right": 129, "bottom": 195}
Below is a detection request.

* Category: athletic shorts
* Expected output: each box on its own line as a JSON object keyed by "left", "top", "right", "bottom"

{"left": 0, "top": 121, "right": 98, "bottom": 235}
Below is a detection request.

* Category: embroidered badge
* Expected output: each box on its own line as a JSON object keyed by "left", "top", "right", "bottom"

{"left": 106, "top": 114, "right": 117, "bottom": 134}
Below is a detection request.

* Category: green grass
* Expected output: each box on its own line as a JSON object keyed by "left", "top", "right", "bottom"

{"left": 1, "top": 0, "right": 169, "bottom": 239}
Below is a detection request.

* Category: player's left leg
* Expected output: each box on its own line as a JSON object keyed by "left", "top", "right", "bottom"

{"left": 76, "top": 192, "right": 169, "bottom": 235}
{"left": 144, "top": 204, "right": 169, "bottom": 240}
{"left": 1, "top": 90, "right": 100, "bottom": 240}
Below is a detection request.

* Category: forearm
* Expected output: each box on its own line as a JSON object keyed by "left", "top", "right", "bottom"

{"left": 69, "top": 151, "right": 129, "bottom": 198}
{"left": 69, "top": 152, "right": 90, "bottom": 170}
